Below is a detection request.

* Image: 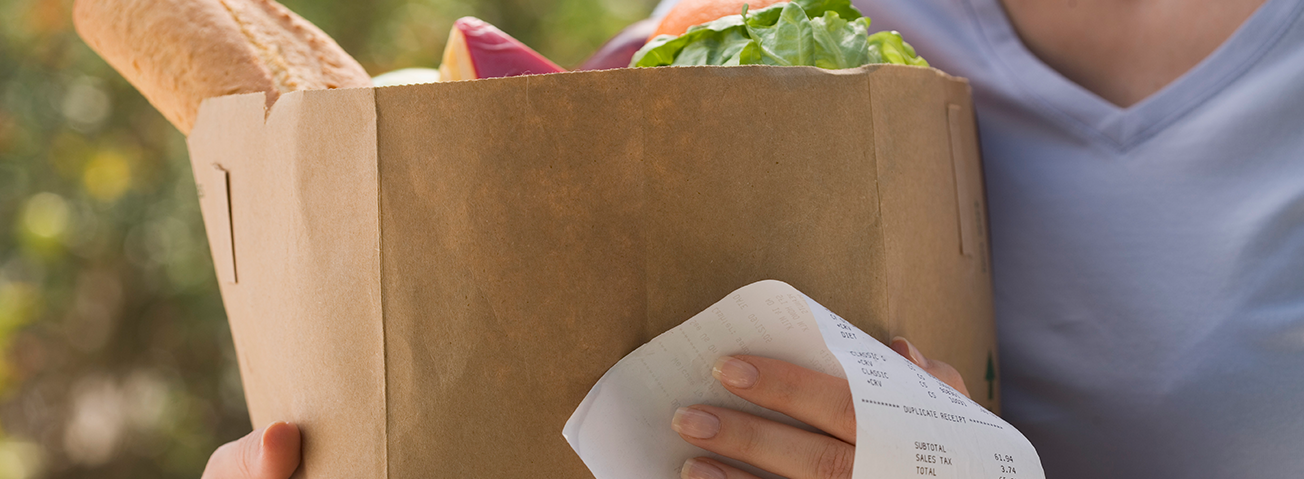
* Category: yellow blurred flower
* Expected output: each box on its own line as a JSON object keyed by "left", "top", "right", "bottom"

{"left": 0, "top": 436, "right": 44, "bottom": 479}
{"left": 0, "top": 281, "right": 39, "bottom": 334}
{"left": 82, "top": 151, "right": 132, "bottom": 202}
{"left": 20, "top": 193, "right": 69, "bottom": 241}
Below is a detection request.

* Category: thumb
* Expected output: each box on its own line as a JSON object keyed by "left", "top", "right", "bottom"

{"left": 890, "top": 337, "right": 971, "bottom": 399}
{"left": 201, "top": 422, "right": 302, "bottom": 479}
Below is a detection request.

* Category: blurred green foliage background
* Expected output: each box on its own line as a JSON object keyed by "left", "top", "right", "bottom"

{"left": 0, "top": 0, "right": 657, "bottom": 477}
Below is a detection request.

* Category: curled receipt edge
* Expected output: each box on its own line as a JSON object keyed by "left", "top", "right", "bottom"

{"left": 564, "top": 280, "right": 1044, "bottom": 479}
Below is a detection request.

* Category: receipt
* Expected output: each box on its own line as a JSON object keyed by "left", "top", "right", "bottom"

{"left": 563, "top": 280, "right": 1044, "bottom": 479}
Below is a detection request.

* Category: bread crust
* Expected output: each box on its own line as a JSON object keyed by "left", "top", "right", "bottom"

{"left": 73, "top": 0, "right": 371, "bottom": 135}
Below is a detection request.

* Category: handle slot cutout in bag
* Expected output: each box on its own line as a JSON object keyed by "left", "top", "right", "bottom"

{"left": 208, "top": 164, "right": 237, "bottom": 284}
{"left": 948, "top": 103, "right": 982, "bottom": 261}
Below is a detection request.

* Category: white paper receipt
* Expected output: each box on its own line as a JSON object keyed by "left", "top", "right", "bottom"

{"left": 564, "top": 280, "right": 1044, "bottom": 479}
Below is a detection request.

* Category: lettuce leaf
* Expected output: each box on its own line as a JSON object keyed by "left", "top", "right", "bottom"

{"left": 740, "top": 2, "right": 815, "bottom": 66}
{"left": 634, "top": 15, "right": 752, "bottom": 67}
{"left": 866, "top": 30, "right": 929, "bottom": 67}
{"left": 809, "top": 11, "right": 873, "bottom": 68}
{"left": 631, "top": 0, "right": 926, "bottom": 69}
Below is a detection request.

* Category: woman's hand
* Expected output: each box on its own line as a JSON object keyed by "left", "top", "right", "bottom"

{"left": 200, "top": 421, "right": 302, "bottom": 479}
{"left": 672, "top": 337, "right": 969, "bottom": 479}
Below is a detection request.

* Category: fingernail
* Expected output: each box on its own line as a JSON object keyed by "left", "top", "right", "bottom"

{"left": 259, "top": 423, "right": 276, "bottom": 449}
{"left": 894, "top": 336, "right": 929, "bottom": 368}
{"left": 712, "top": 356, "right": 759, "bottom": 388}
{"left": 672, "top": 407, "right": 721, "bottom": 439}
{"left": 681, "top": 458, "right": 727, "bottom": 479}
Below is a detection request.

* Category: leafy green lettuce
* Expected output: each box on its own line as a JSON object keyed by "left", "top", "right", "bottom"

{"left": 631, "top": 0, "right": 927, "bottom": 69}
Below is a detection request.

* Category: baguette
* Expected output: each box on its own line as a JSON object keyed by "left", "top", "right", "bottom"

{"left": 73, "top": 0, "right": 372, "bottom": 135}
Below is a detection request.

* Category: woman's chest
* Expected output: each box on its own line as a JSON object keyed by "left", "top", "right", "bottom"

{"left": 999, "top": 0, "right": 1268, "bottom": 107}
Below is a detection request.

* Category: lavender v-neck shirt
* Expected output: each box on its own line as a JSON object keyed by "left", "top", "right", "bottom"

{"left": 651, "top": 1, "right": 1304, "bottom": 477}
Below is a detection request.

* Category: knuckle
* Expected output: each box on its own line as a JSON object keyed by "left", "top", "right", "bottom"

{"left": 930, "top": 362, "right": 970, "bottom": 398}
{"left": 812, "top": 442, "right": 856, "bottom": 479}
{"left": 237, "top": 434, "right": 260, "bottom": 478}
{"left": 731, "top": 417, "right": 766, "bottom": 459}
{"left": 762, "top": 366, "right": 801, "bottom": 407}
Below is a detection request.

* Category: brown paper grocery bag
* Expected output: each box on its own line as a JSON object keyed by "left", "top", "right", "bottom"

{"left": 187, "top": 64, "right": 994, "bottom": 478}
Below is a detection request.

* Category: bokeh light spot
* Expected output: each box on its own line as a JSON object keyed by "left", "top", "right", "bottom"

{"left": 64, "top": 375, "right": 126, "bottom": 467}
{"left": 0, "top": 438, "right": 44, "bottom": 479}
{"left": 82, "top": 151, "right": 132, "bottom": 202}
{"left": 0, "top": 282, "right": 39, "bottom": 333}
{"left": 20, "top": 193, "right": 69, "bottom": 241}
{"left": 62, "top": 77, "right": 112, "bottom": 133}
